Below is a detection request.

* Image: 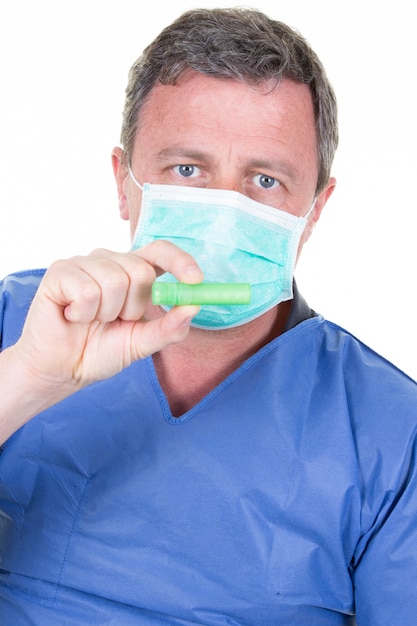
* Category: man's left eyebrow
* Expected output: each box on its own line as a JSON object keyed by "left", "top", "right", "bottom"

{"left": 247, "top": 157, "right": 298, "bottom": 181}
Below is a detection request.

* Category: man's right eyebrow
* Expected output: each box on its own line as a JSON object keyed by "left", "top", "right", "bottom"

{"left": 155, "top": 146, "right": 212, "bottom": 162}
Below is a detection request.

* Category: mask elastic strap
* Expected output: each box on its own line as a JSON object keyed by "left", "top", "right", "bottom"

{"left": 128, "top": 163, "right": 144, "bottom": 190}
{"left": 304, "top": 198, "right": 317, "bottom": 220}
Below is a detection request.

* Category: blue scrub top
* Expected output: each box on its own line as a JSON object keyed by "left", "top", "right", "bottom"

{"left": 0, "top": 270, "right": 416, "bottom": 625}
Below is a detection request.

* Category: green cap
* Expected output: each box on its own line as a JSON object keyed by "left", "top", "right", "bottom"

{"left": 152, "top": 282, "right": 251, "bottom": 306}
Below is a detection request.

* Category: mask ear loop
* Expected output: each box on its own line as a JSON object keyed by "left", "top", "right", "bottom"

{"left": 304, "top": 198, "right": 317, "bottom": 221}
{"left": 128, "top": 163, "right": 144, "bottom": 191}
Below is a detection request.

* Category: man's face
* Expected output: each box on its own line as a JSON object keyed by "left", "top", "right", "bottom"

{"left": 113, "top": 71, "right": 335, "bottom": 249}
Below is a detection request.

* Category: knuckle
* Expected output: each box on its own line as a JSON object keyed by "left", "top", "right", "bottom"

{"left": 47, "top": 258, "right": 71, "bottom": 275}
{"left": 77, "top": 280, "right": 101, "bottom": 304}
{"left": 88, "top": 247, "right": 111, "bottom": 258}
{"left": 106, "top": 268, "right": 130, "bottom": 292}
{"left": 130, "top": 256, "right": 157, "bottom": 285}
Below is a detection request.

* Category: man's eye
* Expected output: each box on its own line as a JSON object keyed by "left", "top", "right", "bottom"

{"left": 175, "top": 164, "right": 200, "bottom": 178}
{"left": 254, "top": 174, "right": 280, "bottom": 189}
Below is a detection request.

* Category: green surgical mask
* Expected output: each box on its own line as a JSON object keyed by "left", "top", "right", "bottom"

{"left": 129, "top": 169, "right": 314, "bottom": 330}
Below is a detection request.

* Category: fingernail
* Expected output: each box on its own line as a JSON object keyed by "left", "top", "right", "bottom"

{"left": 184, "top": 265, "right": 202, "bottom": 277}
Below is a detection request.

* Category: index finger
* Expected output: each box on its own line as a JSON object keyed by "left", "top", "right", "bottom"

{"left": 133, "top": 240, "right": 204, "bottom": 284}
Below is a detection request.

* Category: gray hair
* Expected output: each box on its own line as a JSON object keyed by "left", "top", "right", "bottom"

{"left": 121, "top": 7, "right": 338, "bottom": 194}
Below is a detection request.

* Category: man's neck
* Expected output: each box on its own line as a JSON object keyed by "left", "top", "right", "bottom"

{"left": 152, "top": 301, "right": 291, "bottom": 416}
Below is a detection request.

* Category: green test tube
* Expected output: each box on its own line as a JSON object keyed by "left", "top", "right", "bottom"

{"left": 152, "top": 282, "right": 251, "bottom": 306}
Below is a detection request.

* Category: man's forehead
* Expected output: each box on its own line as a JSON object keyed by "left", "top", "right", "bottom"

{"left": 133, "top": 74, "right": 317, "bottom": 169}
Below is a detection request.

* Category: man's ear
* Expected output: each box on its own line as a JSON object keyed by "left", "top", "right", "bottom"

{"left": 305, "top": 176, "right": 336, "bottom": 242}
{"left": 111, "top": 146, "right": 130, "bottom": 221}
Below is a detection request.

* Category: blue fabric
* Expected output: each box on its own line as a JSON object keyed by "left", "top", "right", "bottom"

{"left": 0, "top": 270, "right": 416, "bottom": 625}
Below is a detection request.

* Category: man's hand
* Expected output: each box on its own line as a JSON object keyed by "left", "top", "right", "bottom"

{"left": 8, "top": 241, "right": 202, "bottom": 394}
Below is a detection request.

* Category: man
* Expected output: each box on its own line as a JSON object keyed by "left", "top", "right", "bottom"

{"left": 0, "top": 7, "right": 415, "bottom": 625}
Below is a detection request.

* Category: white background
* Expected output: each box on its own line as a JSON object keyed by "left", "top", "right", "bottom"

{"left": 1, "top": 1, "right": 415, "bottom": 379}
